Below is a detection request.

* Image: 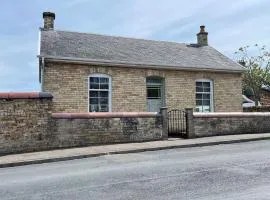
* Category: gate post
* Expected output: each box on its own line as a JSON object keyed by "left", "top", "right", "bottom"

{"left": 185, "top": 108, "right": 195, "bottom": 139}
{"left": 160, "top": 107, "right": 168, "bottom": 139}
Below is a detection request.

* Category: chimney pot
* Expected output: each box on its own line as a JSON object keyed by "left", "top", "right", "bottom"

{"left": 238, "top": 60, "right": 246, "bottom": 66}
{"left": 200, "top": 25, "right": 205, "bottom": 33}
{"left": 43, "top": 12, "right": 55, "bottom": 30}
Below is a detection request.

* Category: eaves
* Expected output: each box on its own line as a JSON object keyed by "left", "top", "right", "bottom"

{"left": 37, "top": 55, "right": 247, "bottom": 74}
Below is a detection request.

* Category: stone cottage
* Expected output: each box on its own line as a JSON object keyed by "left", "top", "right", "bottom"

{"left": 39, "top": 12, "right": 245, "bottom": 113}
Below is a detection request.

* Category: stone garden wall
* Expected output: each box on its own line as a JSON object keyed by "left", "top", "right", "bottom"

{"left": 0, "top": 93, "right": 165, "bottom": 155}
{"left": 192, "top": 112, "right": 270, "bottom": 137}
{"left": 2, "top": 92, "right": 270, "bottom": 155}
{"left": 51, "top": 112, "right": 164, "bottom": 148}
{"left": 0, "top": 93, "right": 53, "bottom": 154}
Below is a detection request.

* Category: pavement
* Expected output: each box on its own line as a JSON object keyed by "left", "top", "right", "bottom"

{"left": 1, "top": 133, "right": 270, "bottom": 168}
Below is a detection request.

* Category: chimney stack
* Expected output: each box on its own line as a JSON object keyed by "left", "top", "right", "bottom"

{"left": 43, "top": 12, "right": 55, "bottom": 30}
{"left": 197, "top": 25, "right": 208, "bottom": 46}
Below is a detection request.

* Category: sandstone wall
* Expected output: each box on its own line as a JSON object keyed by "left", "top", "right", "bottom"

{"left": 42, "top": 62, "right": 242, "bottom": 112}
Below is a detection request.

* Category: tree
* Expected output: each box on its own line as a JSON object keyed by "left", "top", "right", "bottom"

{"left": 234, "top": 44, "right": 270, "bottom": 106}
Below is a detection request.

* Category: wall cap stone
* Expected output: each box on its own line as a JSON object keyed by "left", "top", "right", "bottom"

{"left": 0, "top": 92, "right": 53, "bottom": 99}
{"left": 194, "top": 112, "right": 270, "bottom": 118}
{"left": 52, "top": 112, "right": 160, "bottom": 119}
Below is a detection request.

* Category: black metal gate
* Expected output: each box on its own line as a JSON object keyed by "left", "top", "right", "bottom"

{"left": 168, "top": 109, "right": 187, "bottom": 138}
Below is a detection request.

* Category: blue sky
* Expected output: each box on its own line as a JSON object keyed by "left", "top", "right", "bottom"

{"left": 0, "top": 0, "right": 269, "bottom": 91}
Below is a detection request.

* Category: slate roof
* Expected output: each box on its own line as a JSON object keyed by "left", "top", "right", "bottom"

{"left": 39, "top": 30, "right": 245, "bottom": 72}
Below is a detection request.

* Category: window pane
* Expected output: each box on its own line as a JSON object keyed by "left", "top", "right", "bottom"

{"left": 202, "top": 105, "right": 210, "bottom": 112}
{"left": 204, "top": 87, "right": 210, "bottom": 92}
{"left": 196, "top": 82, "right": 202, "bottom": 87}
{"left": 100, "top": 105, "right": 109, "bottom": 112}
{"left": 196, "top": 87, "right": 203, "bottom": 92}
{"left": 196, "top": 100, "right": 202, "bottom": 106}
{"left": 100, "top": 91, "right": 108, "bottom": 97}
{"left": 146, "top": 78, "right": 162, "bottom": 85}
{"left": 203, "top": 94, "right": 210, "bottom": 99}
{"left": 90, "top": 91, "right": 99, "bottom": 97}
{"left": 100, "top": 83, "right": 109, "bottom": 89}
{"left": 100, "top": 98, "right": 108, "bottom": 104}
{"left": 196, "top": 106, "right": 203, "bottom": 112}
{"left": 90, "top": 98, "right": 98, "bottom": 104}
{"left": 90, "top": 77, "right": 99, "bottom": 83}
{"left": 90, "top": 104, "right": 99, "bottom": 112}
{"left": 147, "top": 88, "right": 161, "bottom": 99}
{"left": 100, "top": 77, "right": 108, "bottom": 84}
{"left": 196, "top": 94, "right": 202, "bottom": 99}
{"left": 90, "top": 83, "right": 99, "bottom": 89}
{"left": 203, "top": 82, "right": 210, "bottom": 87}
{"left": 203, "top": 99, "right": 210, "bottom": 106}
{"left": 90, "top": 77, "right": 100, "bottom": 89}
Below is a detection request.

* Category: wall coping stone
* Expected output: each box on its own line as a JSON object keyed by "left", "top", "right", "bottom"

{"left": 0, "top": 92, "right": 53, "bottom": 99}
{"left": 194, "top": 112, "right": 270, "bottom": 118}
{"left": 52, "top": 112, "right": 160, "bottom": 119}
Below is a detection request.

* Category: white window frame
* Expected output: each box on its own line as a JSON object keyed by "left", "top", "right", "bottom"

{"left": 195, "top": 79, "right": 214, "bottom": 112}
{"left": 88, "top": 73, "right": 112, "bottom": 112}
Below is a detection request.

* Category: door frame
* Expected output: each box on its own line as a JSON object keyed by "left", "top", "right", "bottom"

{"left": 146, "top": 76, "right": 165, "bottom": 112}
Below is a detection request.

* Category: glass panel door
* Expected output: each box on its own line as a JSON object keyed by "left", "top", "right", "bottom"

{"left": 146, "top": 77, "right": 164, "bottom": 112}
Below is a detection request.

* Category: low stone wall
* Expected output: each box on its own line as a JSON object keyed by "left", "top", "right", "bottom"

{"left": 51, "top": 112, "right": 164, "bottom": 148}
{"left": 0, "top": 93, "right": 165, "bottom": 154}
{"left": 193, "top": 112, "right": 270, "bottom": 137}
{"left": 0, "top": 92, "right": 53, "bottom": 154}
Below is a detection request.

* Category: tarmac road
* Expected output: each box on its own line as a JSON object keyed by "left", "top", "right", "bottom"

{"left": 1, "top": 140, "right": 270, "bottom": 200}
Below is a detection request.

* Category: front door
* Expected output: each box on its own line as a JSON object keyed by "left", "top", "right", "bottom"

{"left": 146, "top": 77, "right": 164, "bottom": 112}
